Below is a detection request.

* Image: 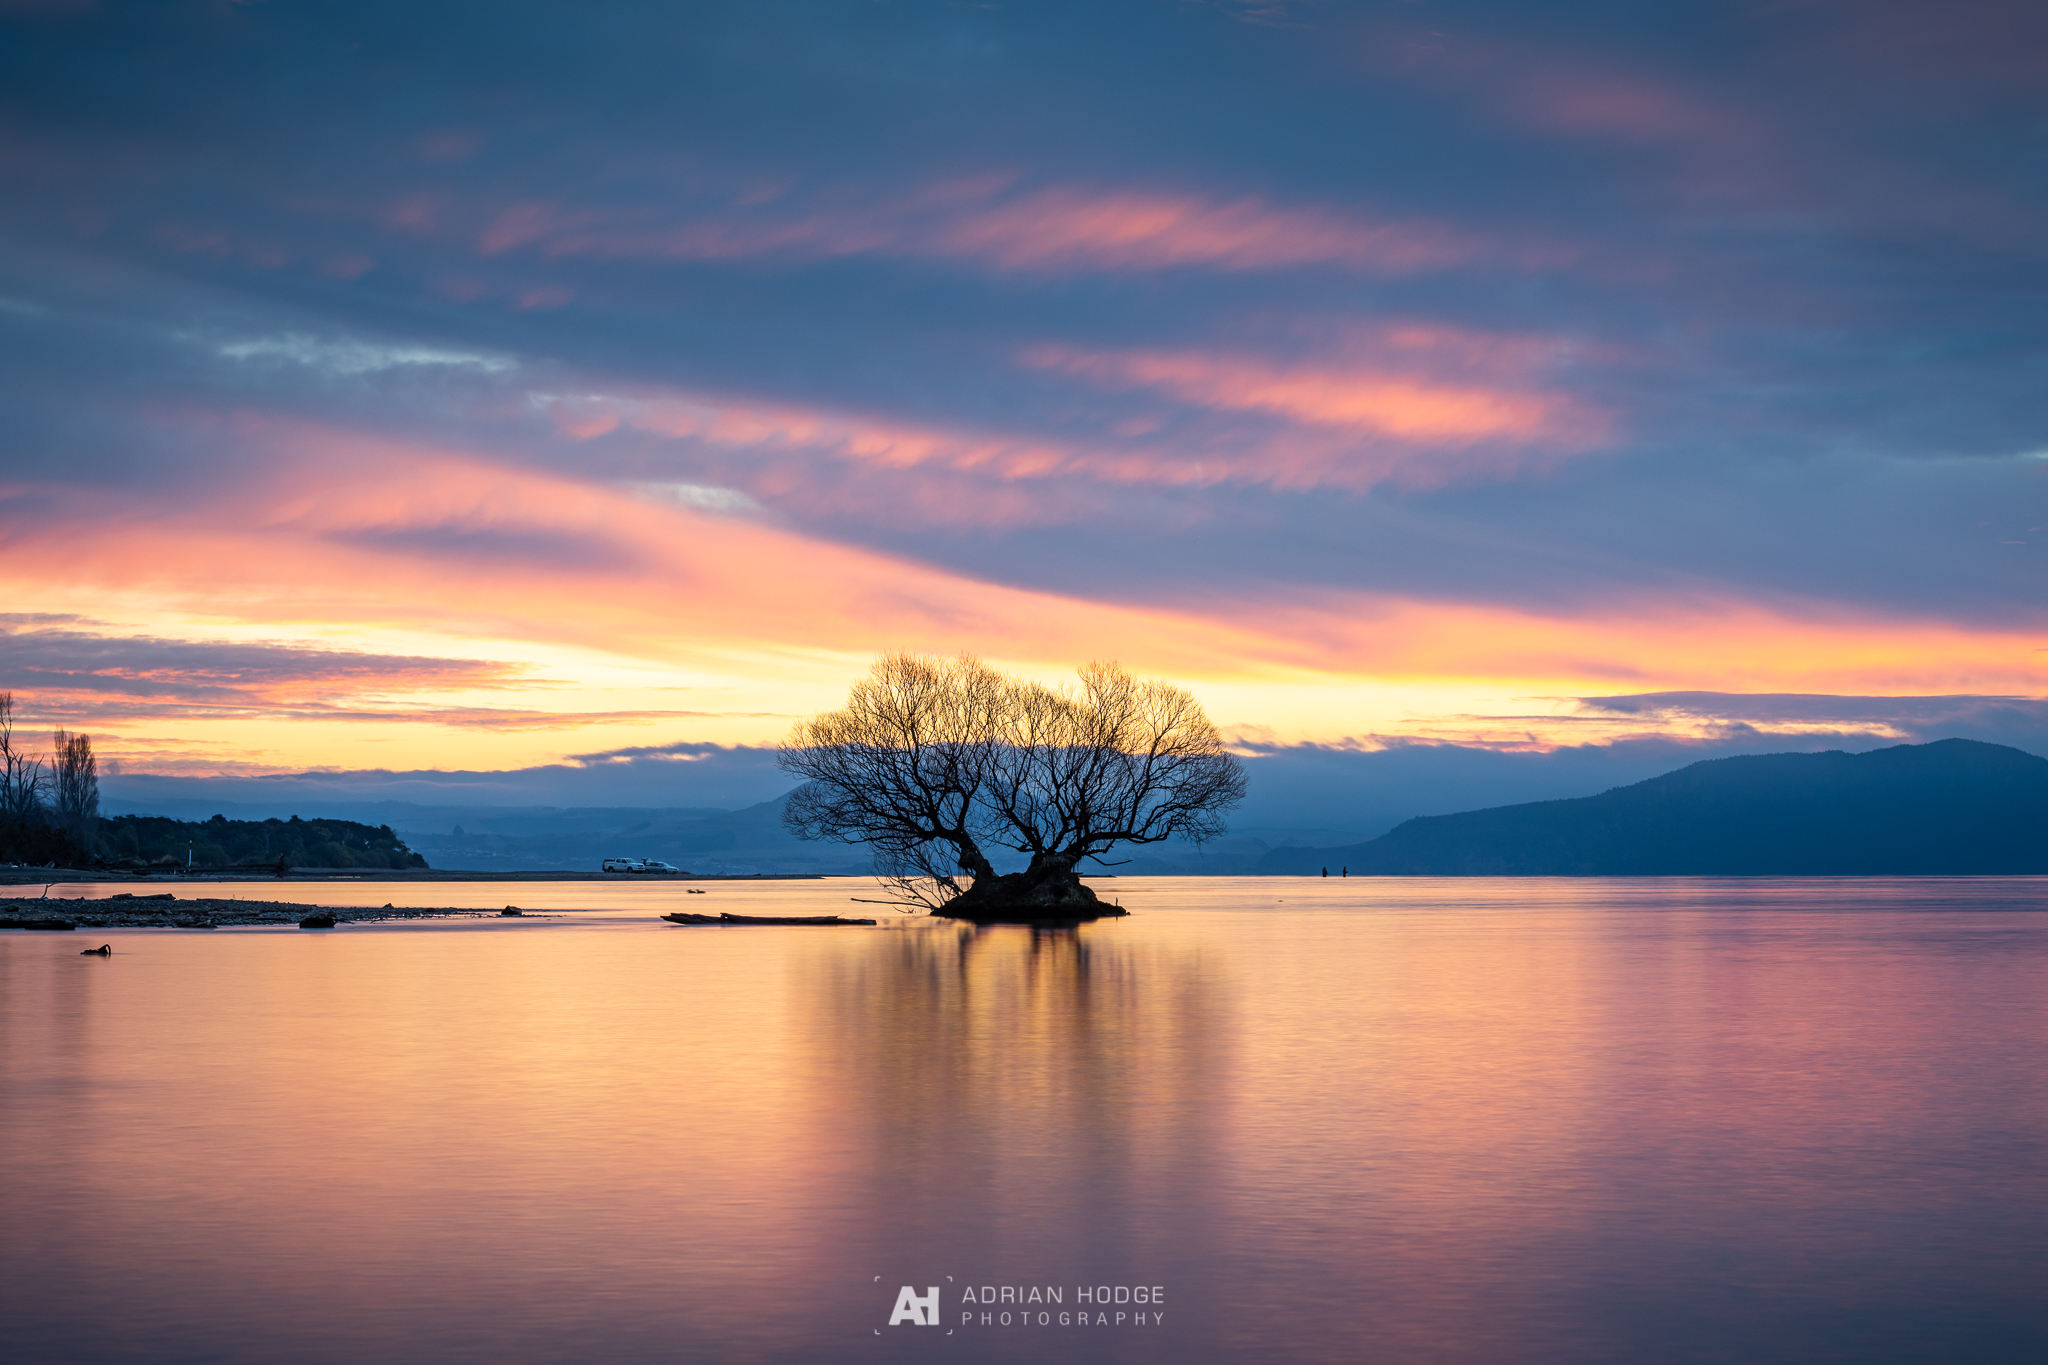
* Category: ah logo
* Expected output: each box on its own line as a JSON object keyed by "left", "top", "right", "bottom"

{"left": 889, "top": 1285, "right": 941, "bottom": 1327}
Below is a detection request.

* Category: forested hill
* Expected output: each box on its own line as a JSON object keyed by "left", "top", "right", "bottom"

{"left": 1258, "top": 739, "right": 2048, "bottom": 876}
{"left": 102, "top": 814, "right": 428, "bottom": 870}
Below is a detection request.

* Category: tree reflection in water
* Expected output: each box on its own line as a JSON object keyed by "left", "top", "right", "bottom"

{"left": 805, "top": 920, "right": 1229, "bottom": 1314}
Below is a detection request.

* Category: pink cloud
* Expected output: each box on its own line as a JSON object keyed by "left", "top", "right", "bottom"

{"left": 4, "top": 420, "right": 2046, "bottom": 721}
{"left": 152, "top": 221, "right": 297, "bottom": 270}
{"left": 538, "top": 320, "right": 1610, "bottom": 512}
{"left": 551, "top": 390, "right": 1243, "bottom": 505}
{"left": 1805, "top": 0, "right": 2048, "bottom": 92}
{"left": 1368, "top": 29, "right": 1760, "bottom": 159}
{"left": 478, "top": 201, "right": 588, "bottom": 255}
{"left": 431, "top": 274, "right": 489, "bottom": 302}
{"left": 547, "top": 391, "right": 1077, "bottom": 481}
{"left": 1016, "top": 324, "right": 1614, "bottom": 488}
{"left": 6, "top": 410, "right": 2048, "bottom": 782}
{"left": 516, "top": 284, "right": 575, "bottom": 310}
{"left": 1028, "top": 347, "right": 1600, "bottom": 445}
{"left": 477, "top": 176, "right": 1510, "bottom": 277}
{"left": 1509, "top": 66, "right": 1750, "bottom": 146}
{"left": 0, "top": 418, "right": 1296, "bottom": 677}
{"left": 914, "top": 182, "right": 1482, "bottom": 273}
{"left": 419, "top": 130, "right": 484, "bottom": 162}
{"left": 385, "top": 193, "right": 450, "bottom": 234}
{"left": 320, "top": 253, "right": 375, "bottom": 279}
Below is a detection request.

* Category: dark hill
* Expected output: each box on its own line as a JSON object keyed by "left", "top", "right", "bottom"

{"left": 101, "top": 813, "right": 428, "bottom": 870}
{"left": 1256, "top": 739, "right": 2048, "bottom": 875}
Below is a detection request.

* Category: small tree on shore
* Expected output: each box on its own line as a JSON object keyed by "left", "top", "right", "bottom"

{"left": 780, "top": 654, "right": 1245, "bottom": 918}
{"left": 52, "top": 728, "right": 99, "bottom": 855}
{"left": 0, "top": 693, "right": 49, "bottom": 825}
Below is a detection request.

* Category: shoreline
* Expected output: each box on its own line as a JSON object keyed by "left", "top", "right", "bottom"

{"left": 0, "top": 868, "right": 835, "bottom": 886}
{"left": 0, "top": 895, "right": 536, "bottom": 929}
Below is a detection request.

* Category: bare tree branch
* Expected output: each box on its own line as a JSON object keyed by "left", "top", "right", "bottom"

{"left": 779, "top": 655, "right": 1245, "bottom": 915}
{"left": 0, "top": 693, "right": 49, "bottom": 825}
{"left": 52, "top": 728, "right": 100, "bottom": 855}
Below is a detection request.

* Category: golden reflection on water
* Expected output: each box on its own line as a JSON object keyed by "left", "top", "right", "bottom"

{"left": 3, "top": 878, "right": 2048, "bottom": 1364}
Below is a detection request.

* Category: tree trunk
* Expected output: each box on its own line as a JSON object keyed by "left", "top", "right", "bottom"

{"left": 951, "top": 837, "right": 996, "bottom": 884}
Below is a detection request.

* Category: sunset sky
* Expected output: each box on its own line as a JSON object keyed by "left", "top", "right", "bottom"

{"left": 4, "top": 0, "right": 2047, "bottom": 814}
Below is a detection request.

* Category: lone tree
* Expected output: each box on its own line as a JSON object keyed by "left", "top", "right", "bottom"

{"left": 780, "top": 654, "right": 1246, "bottom": 921}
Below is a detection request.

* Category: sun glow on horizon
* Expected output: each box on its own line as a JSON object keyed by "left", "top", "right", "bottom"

{"left": 7, "top": 500, "right": 2043, "bottom": 778}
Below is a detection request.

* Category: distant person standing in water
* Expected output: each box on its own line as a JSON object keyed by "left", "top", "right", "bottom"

{"left": 1342, "top": 867, "right": 1348, "bottom": 877}
{"left": 1321, "top": 866, "right": 1328, "bottom": 877}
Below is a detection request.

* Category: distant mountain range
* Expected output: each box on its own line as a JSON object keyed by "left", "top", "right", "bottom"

{"left": 1257, "top": 739, "right": 2048, "bottom": 876}
{"left": 111, "top": 738, "right": 2042, "bottom": 877}
{"left": 96, "top": 789, "right": 1357, "bottom": 876}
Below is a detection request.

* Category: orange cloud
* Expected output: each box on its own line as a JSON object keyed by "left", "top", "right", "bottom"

{"left": 1209, "top": 592, "right": 2048, "bottom": 723}
{"left": 0, "top": 416, "right": 1278, "bottom": 673}
{"left": 1027, "top": 346, "right": 1603, "bottom": 446}
{"left": 3, "top": 415, "right": 2044, "bottom": 770}
{"left": 5, "top": 444, "right": 2038, "bottom": 695}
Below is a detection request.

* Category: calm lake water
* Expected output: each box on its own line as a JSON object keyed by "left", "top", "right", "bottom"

{"left": 4, "top": 877, "right": 2046, "bottom": 1364}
